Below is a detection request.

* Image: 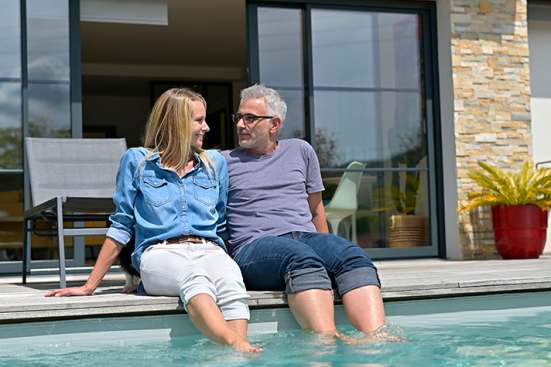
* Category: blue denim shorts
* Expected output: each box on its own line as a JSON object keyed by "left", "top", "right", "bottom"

{"left": 233, "top": 232, "right": 380, "bottom": 296}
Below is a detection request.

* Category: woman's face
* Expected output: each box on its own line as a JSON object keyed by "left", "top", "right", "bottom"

{"left": 190, "top": 100, "right": 209, "bottom": 148}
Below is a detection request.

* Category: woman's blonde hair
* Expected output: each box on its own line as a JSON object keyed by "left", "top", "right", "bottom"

{"left": 141, "top": 88, "right": 215, "bottom": 176}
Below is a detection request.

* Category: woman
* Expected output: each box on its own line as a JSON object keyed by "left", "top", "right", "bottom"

{"left": 46, "top": 88, "right": 260, "bottom": 352}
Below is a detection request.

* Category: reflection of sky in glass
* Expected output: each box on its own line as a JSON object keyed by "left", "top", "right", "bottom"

{"left": 27, "top": 0, "right": 70, "bottom": 81}
{"left": 311, "top": 9, "right": 420, "bottom": 89}
{"left": 384, "top": 13, "right": 421, "bottom": 89}
{"left": 0, "top": 83, "right": 21, "bottom": 129}
{"left": 381, "top": 91, "right": 426, "bottom": 168}
{"left": 258, "top": 8, "right": 304, "bottom": 88}
{"left": 0, "top": 82, "right": 22, "bottom": 169}
{"left": 312, "top": 9, "right": 375, "bottom": 88}
{"left": 314, "top": 91, "right": 378, "bottom": 168}
{"left": 277, "top": 89, "right": 305, "bottom": 140}
{"left": 0, "top": 0, "right": 21, "bottom": 78}
{"left": 314, "top": 91, "right": 425, "bottom": 168}
{"left": 28, "top": 83, "right": 70, "bottom": 137}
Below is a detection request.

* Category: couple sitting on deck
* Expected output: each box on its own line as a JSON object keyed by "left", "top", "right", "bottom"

{"left": 46, "top": 85, "right": 386, "bottom": 351}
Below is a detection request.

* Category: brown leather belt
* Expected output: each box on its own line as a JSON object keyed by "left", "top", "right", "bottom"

{"left": 166, "top": 235, "right": 205, "bottom": 244}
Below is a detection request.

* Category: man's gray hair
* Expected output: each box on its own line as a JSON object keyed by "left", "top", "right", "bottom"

{"left": 240, "top": 84, "right": 287, "bottom": 125}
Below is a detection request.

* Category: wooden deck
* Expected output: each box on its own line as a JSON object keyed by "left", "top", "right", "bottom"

{"left": 1, "top": 256, "right": 551, "bottom": 323}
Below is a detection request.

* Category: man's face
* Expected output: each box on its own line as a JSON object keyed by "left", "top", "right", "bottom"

{"left": 236, "top": 98, "right": 271, "bottom": 150}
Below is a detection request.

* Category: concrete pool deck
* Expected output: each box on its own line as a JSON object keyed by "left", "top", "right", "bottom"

{"left": 1, "top": 256, "right": 551, "bottom": 324}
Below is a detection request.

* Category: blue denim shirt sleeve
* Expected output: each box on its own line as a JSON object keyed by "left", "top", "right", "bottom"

{"left": 106, "top": 149, "right": 138, "bottom": 246}
{"left": 215, "top": 153, "right": 229, "bottom": 242}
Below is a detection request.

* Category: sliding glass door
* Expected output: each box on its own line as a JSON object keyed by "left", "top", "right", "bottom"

{"left": 247, "top": 1, "right": 442, "bottom": 259}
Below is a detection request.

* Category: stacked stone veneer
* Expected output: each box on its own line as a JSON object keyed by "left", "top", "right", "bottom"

{"left": 451, "top": 0, "right": 532, "bottom": 259}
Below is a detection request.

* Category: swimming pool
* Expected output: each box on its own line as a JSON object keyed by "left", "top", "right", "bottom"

{"left": 1, "top": 291, "right": 550, "bottom": 366}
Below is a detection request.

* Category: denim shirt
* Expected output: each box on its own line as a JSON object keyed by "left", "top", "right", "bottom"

{"left": 106, "top": 147, "right": 229, "bottom": 273}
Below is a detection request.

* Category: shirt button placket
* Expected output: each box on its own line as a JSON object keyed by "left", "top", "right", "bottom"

{"left": 180, "top": 182, "right": 189, "bottom": 234}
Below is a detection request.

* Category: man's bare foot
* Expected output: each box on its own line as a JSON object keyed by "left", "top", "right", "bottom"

{"left": 231, "top": 338, "right": 263, "bottom": 352}
{"left": 363, "top": 325, "right": 407, "bottom": 342}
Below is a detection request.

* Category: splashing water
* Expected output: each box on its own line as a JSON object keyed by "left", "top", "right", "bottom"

{"left": 2, "top": 306, "right": 551, "bottom": 367}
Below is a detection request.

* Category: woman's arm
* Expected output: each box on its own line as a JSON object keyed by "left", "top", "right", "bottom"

{"left": 45, "top": 237, "right": 124, "bottom": 297}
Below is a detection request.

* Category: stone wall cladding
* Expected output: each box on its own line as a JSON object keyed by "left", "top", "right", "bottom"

{"left": 451, "top": 0, "right": 532, "bottom": 259}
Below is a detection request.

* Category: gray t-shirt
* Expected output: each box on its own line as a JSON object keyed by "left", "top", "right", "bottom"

{"left": 222, "top": 139, "right": 325, "bottom": 256}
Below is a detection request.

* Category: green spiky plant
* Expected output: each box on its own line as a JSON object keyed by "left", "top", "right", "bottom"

{"left": 457, "top": 161, "right": 551, "bottom": 213}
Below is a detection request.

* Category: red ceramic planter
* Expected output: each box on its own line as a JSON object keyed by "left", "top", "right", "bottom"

{"left": 491, "top": 205, "right": 549, "bottom": 259}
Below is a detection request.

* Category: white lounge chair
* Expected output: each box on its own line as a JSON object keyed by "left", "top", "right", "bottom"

{"left": 324, "top": 161, "right": 366, "bottom": 245}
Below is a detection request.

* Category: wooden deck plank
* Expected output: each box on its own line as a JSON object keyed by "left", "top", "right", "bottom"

{"left": 1, "top": 256, "right": 550, "bottom": 323}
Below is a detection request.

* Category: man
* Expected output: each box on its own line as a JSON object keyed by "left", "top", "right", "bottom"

{"left": 222, "top": 84, "right": 386, "bottom": 335}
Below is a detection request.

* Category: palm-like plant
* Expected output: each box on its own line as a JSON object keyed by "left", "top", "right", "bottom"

{"left": 457, "top": 162, "right": 551, "bottom": 213}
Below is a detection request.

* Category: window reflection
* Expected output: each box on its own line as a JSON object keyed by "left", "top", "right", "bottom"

{"left": 312, "top": 9, "right": 425, "bottom": 169}
{"left": 322, "top": 170, "right": 430, "bottom": 249}
{"left": 314, "top": 90, "right": 377, "bottom": 168}
{"left": 29, "top": 83, "right": 70, "bottom": 137}
{"left": 0, "top": 83, "right": 22, "bottom": 170}
{"left": 257, "top": 7, "right": 306, "bottom": 140}
{"left": 27, "top": 0, "right": 70, "bottom": 81}
{"left": 314, "top": 91, "right": 426, "bottom": 169}
{"left": 258, "top": 7, "right": 304, "bottom": 88}
{"left": 312, "top": 9, "right": 376, "bottom": 88}
{"left": 277, "top": 89, "right": 305, "bottom": 140}
{"left": 0, "top": 0, "right": 21, "bottom": 79}
{"left": 0, "top": 174, "right": 24, "bottom": 262}
{"left": 311, "top": 9, "right": 421, "bottom": 89}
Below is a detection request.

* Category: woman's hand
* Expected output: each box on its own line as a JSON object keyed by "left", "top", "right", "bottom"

{"left": 44, "top": 237, "right": 124, "bottom": 298}
{"left": 45, "top": 286, "right": 94, "bottom": 297}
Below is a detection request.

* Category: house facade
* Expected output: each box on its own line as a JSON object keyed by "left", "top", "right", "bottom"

{"left": 0, "top": 0, "right": 550, "bottom": 274}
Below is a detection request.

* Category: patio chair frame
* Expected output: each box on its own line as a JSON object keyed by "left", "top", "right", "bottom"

{"left": 22, "top": 138, "right": 126, "bottom": 288}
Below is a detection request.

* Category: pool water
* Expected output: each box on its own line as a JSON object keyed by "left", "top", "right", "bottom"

{"left": 2, "top": 302, "right": 551, "bottom": 367}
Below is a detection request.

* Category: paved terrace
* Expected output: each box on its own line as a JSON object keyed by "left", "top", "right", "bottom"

{"left": 1, "top": 257, "right": 551, "bottom": 323}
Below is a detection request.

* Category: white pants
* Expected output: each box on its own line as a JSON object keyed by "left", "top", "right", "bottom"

{"left": 140, "top": 242, "right": 250, "bottom": 320}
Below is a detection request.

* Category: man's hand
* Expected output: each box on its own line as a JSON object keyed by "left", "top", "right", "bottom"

{"left": 45, "top": 286, "right": 94, "bottom": 297}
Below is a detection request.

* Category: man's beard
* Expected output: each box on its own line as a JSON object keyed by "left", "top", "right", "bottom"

{"left": 238, "top": 127, "right": 270, "bottom": 150}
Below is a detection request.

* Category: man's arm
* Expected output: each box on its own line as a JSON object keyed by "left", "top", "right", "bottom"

{"left": 308, "top": 191, "right": 329, "bottom": 233}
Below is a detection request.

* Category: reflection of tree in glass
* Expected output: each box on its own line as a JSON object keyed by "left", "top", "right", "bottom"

{"left": 29, "top": 116, "right": 70, "bottom": 138}
{"left": 0, "top": 127, "right": 22, "bottom": 169}
{"left": 315, "top": 127, "right": 341, "bottom": 168}
{"left": 0, "top": 117, "right": 70, "bottom": 170}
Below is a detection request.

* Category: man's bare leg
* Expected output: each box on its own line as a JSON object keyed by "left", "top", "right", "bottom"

{"left": 287, "top": 289, "right": 337, "bottom": 334}
{"left": 186, "top": 294, "right": 261, "bottom": 351}
{"left": 227, "top": 319, "right": 248, "bottom": 339}
{"left": 341, "top": 285, "right": 386, "bottom": 332}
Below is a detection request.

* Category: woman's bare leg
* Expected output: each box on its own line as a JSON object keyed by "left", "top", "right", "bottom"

{"left": 186, "top": 294, "right": 261, "bottom": 351}
{"left": 226, "top": 319, "right": 248, "bottom": 339}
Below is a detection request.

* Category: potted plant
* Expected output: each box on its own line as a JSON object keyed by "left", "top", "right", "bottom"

{"left": 387, "top": 127, "right": 429, "bottom": 248}
{"left": 457, "top": 161, "right": 551, "bottom": 259}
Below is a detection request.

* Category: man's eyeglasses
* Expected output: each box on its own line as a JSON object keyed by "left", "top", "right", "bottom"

{"left": 231, "top": 113, "right": 274, "bottom": 124}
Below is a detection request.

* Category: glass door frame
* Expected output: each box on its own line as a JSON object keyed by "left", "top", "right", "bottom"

{"left": 246, "top": 0, "right": 445, "bottom": 259}
{"left": 0, "top": 0, "right": 83, "bottom": 274}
